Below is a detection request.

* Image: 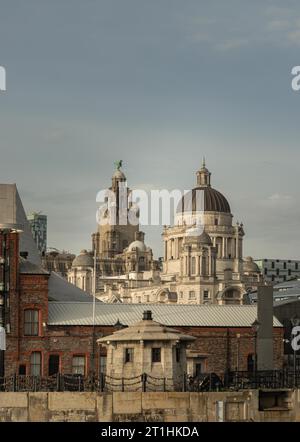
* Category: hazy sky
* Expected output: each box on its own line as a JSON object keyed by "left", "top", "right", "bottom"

{"left": 0, "top": 0, "right": 300, "bottom": 259}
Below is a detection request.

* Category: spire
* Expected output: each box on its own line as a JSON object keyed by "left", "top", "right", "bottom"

{"left": 202, "top": 156, "right": 206, "bottom": 168}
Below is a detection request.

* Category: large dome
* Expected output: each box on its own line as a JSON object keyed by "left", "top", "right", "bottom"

{"left": 177, "top": 186, "right": 231, "bottom": 214}
{"left": 177, "top": 162, "right": 231, "bottom": 214}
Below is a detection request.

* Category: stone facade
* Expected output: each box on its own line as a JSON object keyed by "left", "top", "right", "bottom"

{"left": 0, "top": 390, "right": 300, "bottom": 422}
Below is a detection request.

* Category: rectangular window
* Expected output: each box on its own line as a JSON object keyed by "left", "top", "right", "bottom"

{"left": 203, "top": 290, "right": 209, "bottom": 299}
{"left": 124, "top": 348, "right": 134, "bottom": 363}
{"left": 24, "top": 310, "right": 39, "bottom": 336}
{"left": 72, "top": 355, "right": 86, "bottom": 375}
{"left": 152, "top": 347, "right": 161, "bottom": 363}
{"left": 48, "top": 354, "right": 60, "bottom": 376}
{"left": 176, "top": 347, "right": 181, "bottom": 363}
{"left": 189, "top": 291, "right": 195, "bottom": 299}
{"left": 30, "top": 352, "right": 41, "bottom": 376}
{"left": 99, "top": 355, "right": 107, "bottom": 374}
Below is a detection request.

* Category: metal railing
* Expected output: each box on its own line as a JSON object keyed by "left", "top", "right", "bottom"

{"left": 1, "top": 370, "right": 300, "bottom": 393}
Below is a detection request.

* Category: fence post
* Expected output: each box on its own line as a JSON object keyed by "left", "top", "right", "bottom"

{"left": 13, "top": 373, "right": 17, "bottom": 392}
{"left": 33, "top": 376, "right": 37, "bottom": 392}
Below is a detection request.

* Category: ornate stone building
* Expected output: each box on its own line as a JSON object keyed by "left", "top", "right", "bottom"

{"left": 159, "top": 159, "right": 261, "bottom": 304}
{"left": 69, "top": 161, "right": 261, "bottom": 304}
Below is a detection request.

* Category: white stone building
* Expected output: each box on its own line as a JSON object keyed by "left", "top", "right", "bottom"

{"left": 69, "top": 161, "right": 262, "bottom": 304}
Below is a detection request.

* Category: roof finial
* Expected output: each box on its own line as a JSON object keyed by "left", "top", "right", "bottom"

{"left": 202, "top": 156, "right": 206, "bottom": 168}
{"left": 114, "top": 160, "right": 123, "bottom": 170}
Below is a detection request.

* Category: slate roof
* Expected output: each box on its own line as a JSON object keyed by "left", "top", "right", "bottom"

{"left": 48, "top": 303, "right": 282, "bottom": 327}
{"left": 48, "top": 272, "right": 101, "bottom": 303}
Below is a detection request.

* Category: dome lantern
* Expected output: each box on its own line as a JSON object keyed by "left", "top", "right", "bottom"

{"left": 196, "top": 157, "right": 211, "bottom": 187}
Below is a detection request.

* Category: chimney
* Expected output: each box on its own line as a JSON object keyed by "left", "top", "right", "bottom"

{"left": 143, "top": 310, "right": 152, "bottom": 321}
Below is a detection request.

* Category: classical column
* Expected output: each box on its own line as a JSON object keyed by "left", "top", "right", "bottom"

{"left": 222, "top": 237, "right": 226, "bottom": 258}
{"left": 235, "top": 236, "right": 239, "bottom": 258}
{"left": 196, "top": 256, "right": 200, "bottom": 276}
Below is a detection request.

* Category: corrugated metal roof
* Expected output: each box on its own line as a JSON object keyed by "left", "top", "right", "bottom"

{"left": 48, "top": 302, "right": 282, "bottom": 327}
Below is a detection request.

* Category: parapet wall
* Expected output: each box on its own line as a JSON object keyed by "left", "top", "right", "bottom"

{"left": 0, "top": 390, "right": 299, "bottom": 422}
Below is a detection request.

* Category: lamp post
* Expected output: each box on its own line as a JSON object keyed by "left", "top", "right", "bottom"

{"left": 251, "top": 319, "right": 260, "bottom": 379}
{"left": 290, "top": 316, "right": 300, "bottom": 388}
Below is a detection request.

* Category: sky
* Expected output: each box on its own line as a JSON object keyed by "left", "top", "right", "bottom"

{"left": 0, "top": 0, "right": 300, "bottom": 259}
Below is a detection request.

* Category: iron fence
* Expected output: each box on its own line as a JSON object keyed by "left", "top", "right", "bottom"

{"left": 1, "top": 370, "right": 300, "bottom": 393}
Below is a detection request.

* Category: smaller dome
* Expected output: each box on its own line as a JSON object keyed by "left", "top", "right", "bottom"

{"left": 128, "top": 240, "right": 147, "bottom": 252}
{"left": 72, "top": 250, "right": 94, "bottom": 267}
{"left": 243, "top": 257, "right": 260, "bottom": 273}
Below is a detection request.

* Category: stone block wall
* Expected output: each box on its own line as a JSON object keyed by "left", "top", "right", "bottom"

{"left": 0, "top": 389, "right": 300, "bottom": 422}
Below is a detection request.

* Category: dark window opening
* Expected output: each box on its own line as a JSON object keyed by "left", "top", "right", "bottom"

{"left": 49, "top": 354, "right": 60, "bottom": 376}
{"left": 124, "top": 348, "right": 134, "bottom": 363}
{"left": 152, "top": 347, "right": 161, "bottom": 363}
{"left": 19, "top": 364, "right": 26, "bottom": 375}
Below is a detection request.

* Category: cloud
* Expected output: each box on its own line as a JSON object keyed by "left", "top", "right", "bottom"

{"left": 268, "top": 193, "right": 293, "bottom": 201}
{"left": 182, "top": 3, "right": 300, "bottom": 51}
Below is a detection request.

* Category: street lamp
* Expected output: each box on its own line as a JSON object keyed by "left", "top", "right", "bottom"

{"left": 251, "top": 319, "right": 260, "bottom": 377}
{"left": 290, "top": 316, "right": 300, "bottom": 388}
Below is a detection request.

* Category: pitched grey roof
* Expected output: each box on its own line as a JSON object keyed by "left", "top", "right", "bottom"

{"left": 48, "top": 272, "right": 101, "bottom": 303}
{"left": 19, "top": 259, "right": 50, "bottom": 275}
{"left": 48, "top": 303, "right": 282, "bottom": 327}
{"left": 0, "top": 184, "right": 41, "bottom": 265}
